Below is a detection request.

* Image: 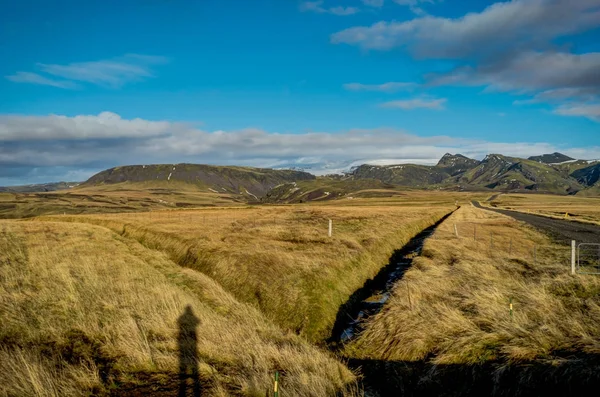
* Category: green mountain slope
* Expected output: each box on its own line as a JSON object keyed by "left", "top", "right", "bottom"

{"left": 83, "top": 164, "right": 315, "bottom": 197}
{"left": 528, "top": 152, "right": 575, "bottom": 164}
{"left": 351, "top": 164, "right": 451, "bottom": 187}
{"left": 459, "top": 154, "right": 581, "bottom": 193}
{"left": 262, "top": 177, "right": 401, "bottom": 203}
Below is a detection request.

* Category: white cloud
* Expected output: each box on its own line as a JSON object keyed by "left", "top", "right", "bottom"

{"left": 428, "top": 51, "right": 600, "bottom": 120}
{"left": 393, "top": 0, "right": 435, "bottom": 15}
{"left": 431, "top": 52, "right": 600, "bottom": 94}
{"left": 343, "top": 81, "right": 417, "bottom": 92}
{"left": 380, "top": 97, "right": 446, "bottom": 109}
{"left": 331, "top": 1, "right": 600, "bottom": 122}
{"left": 7, "top": 54, "right": 168, "bottom": 89}
{"left": 2, "top": 112, "right": 600, "bottom": 181}
{"left": 329, "top": 6, "right": 360, "bottom": 15}
{"left": 362, "top": 0, "right": 384, "bottom": 7}
{"left": 5, "top": 71, "right": 80, "bottom": 89}
{"left": 554, "top": 103, "right": 600, "bottom": 121}
{"left": 0, "top": 112, "right": 174, "bottom": 140}
{"left": 331, "top": 0, "right": 600, "bottom": 56}
{"left": 300, "top": 1, "right": 359, "bottom": 16}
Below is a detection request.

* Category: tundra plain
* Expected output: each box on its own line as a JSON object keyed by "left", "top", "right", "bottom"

{"left": 2, "top": 187, "right": 600, "bottom": 396}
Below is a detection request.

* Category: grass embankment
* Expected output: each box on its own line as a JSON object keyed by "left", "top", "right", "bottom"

{"left": 489, "top": 193, "right": 600, "bottom": 225}
{"left": 345, "top": 206, "right": 600, "bottom": 392}
{"left": 0, "top": 220, "right": 357, "bottom": 396}
{"left": 38, "top": 204, "right": 453, "bottom": 342}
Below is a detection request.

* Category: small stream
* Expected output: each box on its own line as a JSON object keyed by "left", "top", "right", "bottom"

{"left": 328, "top": 213, "right": 453, "bottom": 346}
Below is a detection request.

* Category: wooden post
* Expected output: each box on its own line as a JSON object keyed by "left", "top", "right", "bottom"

{"left": 328, "top": 219, "right": 332, "bottom": 237}
{"left": 571, "top": 240, "right": 576, "bottom": 275}
{"left": 454, "top": 224, "right": 459, "bottom": 238}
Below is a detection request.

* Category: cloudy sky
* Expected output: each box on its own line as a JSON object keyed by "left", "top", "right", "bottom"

{"left": 1, "top": 0, "right": 600, "bottom": 185}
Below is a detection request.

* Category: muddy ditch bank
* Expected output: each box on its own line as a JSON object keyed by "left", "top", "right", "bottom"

{"left": 328, "top": 211, "right": 454, "bottom": 347}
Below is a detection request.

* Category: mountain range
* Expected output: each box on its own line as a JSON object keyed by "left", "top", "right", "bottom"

{"left": 2, "top": 153, "right": 599, "bottom": 200}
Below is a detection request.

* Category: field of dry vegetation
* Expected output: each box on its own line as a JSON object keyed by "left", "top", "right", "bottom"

{"left": 36, "top": 202, "right": 455, "bottom": 342}
{"left": 345, "top": 205, "right": 600, "bottom": 391}
{"left": 1, "top": 191, "right": 464, "bottom": 396}
{"left": 489, "top": 193, "right": 600, "bottom": 225}
{"left": 0, "top": 220, "right": 357, "bottom": 396}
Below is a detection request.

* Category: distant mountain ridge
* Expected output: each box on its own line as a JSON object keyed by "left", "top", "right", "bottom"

{"left": 346, "top": 152, "right": 600, "bottom": 196}
{"left": 3, "top": 153, "right": 599, "bottom": 200}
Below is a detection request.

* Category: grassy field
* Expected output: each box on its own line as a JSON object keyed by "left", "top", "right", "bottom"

{"left": 36, "top": 199, "right": 456, "bottom": 342}
{"left": 1, "top": 189, "right": 475, "bottom": 396}
{"left": 0, "top": 220, "right": 358, "bottom": 396}
{"left": 0, "top": 183, "right": 245, "bottom": 219}
{"left": 345, "top": 206, "right": 600, "bottom": 370}
{"left": 489, "top": 193, "right": 600, "bottom": 225}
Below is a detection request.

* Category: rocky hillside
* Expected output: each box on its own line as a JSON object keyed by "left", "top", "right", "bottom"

{"left": 436, "top": 153, "right": 481, "bottom": 176}
{"left": 571, "top": 162, "right": 600, "bottom": 187}
{"left": 351, "top": 163, "right": 450, "bottom": 187}
{"left": 83, "top": 164, "right": 315, "bottom": 197}
{"left": 348, "top": 153, "right": 600, "bottom": 195}
{"left": 528, "top": 152, "right": 575, "bottom": 164}
{"left": 458, "top": 154, "right": 581, "bottom": 193}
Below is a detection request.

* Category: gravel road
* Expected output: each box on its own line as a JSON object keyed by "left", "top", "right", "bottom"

{"left": 472, "top": 201, "right": 600, "bottom": 244}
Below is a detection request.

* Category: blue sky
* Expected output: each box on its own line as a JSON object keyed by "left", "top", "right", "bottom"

{"left": 1, "top": 0, "right": 599, "bottom": 184}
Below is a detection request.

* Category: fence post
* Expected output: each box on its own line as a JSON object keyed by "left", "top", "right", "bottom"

{"left": 454, "top": 224, "right": 459, "bottom": 238}
{"left": 571, "top": 240, "right": 576, "bottom": 275}
{"left": 273, "top": 371, "right": 279, "bottom": 397}
{"left": 328, "top": 219, "right": 332, "bottom": 237}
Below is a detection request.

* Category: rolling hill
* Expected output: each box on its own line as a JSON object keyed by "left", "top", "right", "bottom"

{"left": 83, "top": 163, "right": 315, "bottom": 198}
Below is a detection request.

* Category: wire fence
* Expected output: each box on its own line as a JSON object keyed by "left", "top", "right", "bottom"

{"left": 448, "top": 221, "right": 574, "bottom": 268}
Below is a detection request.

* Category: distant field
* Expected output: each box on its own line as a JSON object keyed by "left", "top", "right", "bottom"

{"left": 38, "top": 197, "right": 457, "bottom": 342}
{"left": 489, "top": 193, "right": 600, "bottom": 225}
{"left": 0, "top": 183, "right": 245, "bottom": 219}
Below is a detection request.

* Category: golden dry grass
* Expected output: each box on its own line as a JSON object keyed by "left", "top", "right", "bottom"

{"left": 0, "top": 184, "right": 242, "bottom": 219}
{"left": 489, "top": 193, "right": 600, "bottom": 225}
{"left": 345, "top": 205, "right": 600, "bottom": 365}
{"left": 37, "top": 202, "right": 454, "bottom": 342}
{"left": 0, "top": 220, "right": 357, "bottom": 396}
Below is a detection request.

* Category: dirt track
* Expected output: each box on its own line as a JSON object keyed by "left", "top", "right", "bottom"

{"left": 472, "top": 201, "right": 600, "bottom": 244}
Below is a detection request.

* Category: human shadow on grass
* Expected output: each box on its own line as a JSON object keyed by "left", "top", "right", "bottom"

{"left": 178, "top": 305, "right": 201, "bottom": 397}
